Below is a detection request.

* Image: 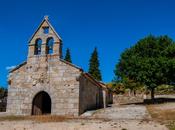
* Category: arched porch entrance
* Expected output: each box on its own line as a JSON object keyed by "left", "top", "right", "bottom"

{"left": 32, "top": 91, "right": 51, "bottom": 115}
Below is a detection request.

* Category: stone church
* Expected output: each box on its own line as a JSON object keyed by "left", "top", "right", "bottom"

{"left": 6, "top": 16, "right": 113, "bottom": 116}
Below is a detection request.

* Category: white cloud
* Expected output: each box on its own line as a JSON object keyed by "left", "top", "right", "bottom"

{"left": 6, "top": 66, "right": 16, "bottom": 70}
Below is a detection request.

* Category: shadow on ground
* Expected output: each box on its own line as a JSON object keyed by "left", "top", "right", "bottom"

{"left": 121, "top": 97, "right": 175, "bottom": 105}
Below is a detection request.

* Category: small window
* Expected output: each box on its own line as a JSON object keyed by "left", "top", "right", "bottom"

{"left": 43, "top": 27, "right": 49, "bottom": 34}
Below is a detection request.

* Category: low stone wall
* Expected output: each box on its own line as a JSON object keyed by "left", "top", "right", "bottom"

{"left": 113, "top": 94, "right": 144, "bottom": 105}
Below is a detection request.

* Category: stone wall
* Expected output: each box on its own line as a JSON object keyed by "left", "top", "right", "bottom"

{"left": 28, "top": 18, "right": 62, "bottom": 58}
{"left": 113, "top": 94, "right": 144, "bottom": 105}
{"left": 7, "top": 56, "right": 81, "bottom": 116}
{"left": 79, "top": 75, "right": 103, "bottom": 114}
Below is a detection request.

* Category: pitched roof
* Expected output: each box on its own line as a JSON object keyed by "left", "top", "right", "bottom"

{"left": 9, "top": 59, "right": 83, "bottom": 73}
{"left": 83, "top": 73, "right": 107, "bottom": 90}
{"left": 28, "top": 16, "right": 62, "bottom": 43}
{"left": 9, "top": 59, "right": 111, "bottom": 92}
{"left": 98, "top": 81, "right": 108, "bottom": 90}
{"left": 83, "top": 73, "right": 113, "bottom": 92}
{"left": 9, "top": 61, "right": 27, "bottom": 73}
{"left": 60, "top": 59, "right": 83, "bottom": 71}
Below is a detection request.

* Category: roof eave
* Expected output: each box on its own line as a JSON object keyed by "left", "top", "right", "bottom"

{"left": 9, "top": 61, "right": 27, "bottom": 73}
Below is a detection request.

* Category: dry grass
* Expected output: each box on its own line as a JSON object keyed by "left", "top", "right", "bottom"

{"left": 147, "top": 105, "right": 175, "bottom": 120}
{"left": 28, "top": 115, "right": 74, "bottom": 122}
{"left": 0, "top": 116, "right": 26, "bottom": 121}
{"left": 168, "top": 121, "right": 175, "bottom": 130}
{"left": 0, "top": 115, "right": 109, "bottom": 123}
{"left": 0, "top": 115, "right": 74, "bottom": 122}
{"left": 147, "top": 104, "right": 175, "bottom": 130}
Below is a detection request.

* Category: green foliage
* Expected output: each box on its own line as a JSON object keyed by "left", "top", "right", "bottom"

{"left": 114, "top": 35, "right": 175, "bottom": 99}
{"left": 108, "top": 80, "right": 145, "bottom": 95}
{"left": 64, "top": 48, "right": 72, "bottom": 63}
{"left": 155, "top": 85, "right": 175, "bottom": 95}
{"left": 166, "top": 121, "right": 175, "bottom": 130}
{"left": 88, "top": 47, "right": 102, "bottom": 81}
{"left": 107, "top": 82, "right": 125, "bottom": 94}
{"left": 122, "top": 77, "right": 142, "bottom": 91}
{"left": 0, "top": 87, "right": 7, "bottom": 98}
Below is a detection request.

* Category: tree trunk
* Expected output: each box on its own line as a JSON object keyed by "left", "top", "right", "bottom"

{"left": 151, "top": 88, "right": 155, "bottom": 100}
{"left": 134, "top": 90, "right": 136, "bottom": 96}
{"left": 128, "top": 89, "right": 131, "bottom": 96}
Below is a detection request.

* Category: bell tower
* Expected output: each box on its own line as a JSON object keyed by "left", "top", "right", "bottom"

{"left": 28, "top": 16, "right": 62, "bottom": 59}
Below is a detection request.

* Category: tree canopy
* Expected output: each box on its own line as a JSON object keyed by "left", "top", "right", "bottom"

{"left": 114, "top": 35, "right": 175, "bottom": 99}
{"left": 88, "top": 47, "right": 102, "bottom": 81}
{"left": 0, "top": 87, "right": 7, "bottom": 99}
{"left": 64, "top": 48, "right": 72, "bottom": 63}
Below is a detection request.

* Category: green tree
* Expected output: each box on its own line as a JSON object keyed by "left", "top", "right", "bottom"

{"left": 114, "top": 35, "right": 175, "bottom": 99}
{"left": 107, "top": 82, "right": 125, "bottom": 94}
{"left": 64, "top": 48, "right": 72, "bottom": 63}
{"left": 0, "top": 87, "right": 7, "bottom": 99}
{"left": 122, "top": 77, "right": 142, "bottom": 96}
{"left": 88, "top": 47, "right": 102, "bottom": 81}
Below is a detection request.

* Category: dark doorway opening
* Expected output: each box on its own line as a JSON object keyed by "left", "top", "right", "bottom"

{"left": 32, "top": 91, "right": 51, "bottom": 115}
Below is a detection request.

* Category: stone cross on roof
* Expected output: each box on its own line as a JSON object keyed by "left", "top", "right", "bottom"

{"left": 44, "top": 15, "right": 49, "bottom": 20}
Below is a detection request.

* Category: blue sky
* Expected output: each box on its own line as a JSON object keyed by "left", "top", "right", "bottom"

{"left": 1, "top": 0, "right": 175, "bottom": 87}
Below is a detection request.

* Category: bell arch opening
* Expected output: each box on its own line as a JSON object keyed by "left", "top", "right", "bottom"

{"left": 32, "top": 91, "right": 51, "bottom": 115}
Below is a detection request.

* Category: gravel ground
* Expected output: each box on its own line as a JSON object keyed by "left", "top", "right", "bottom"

{"left": 156, "top": 103, "right": 175, "bottom": 110}
{"left": 0, "top": 119, "right": 168, "bottom": 130}
{"left": 91, "top": 104, "right": 151, "bottom": 120}
{"left": 0, "top": 96, "right": 173, "bottom": 130}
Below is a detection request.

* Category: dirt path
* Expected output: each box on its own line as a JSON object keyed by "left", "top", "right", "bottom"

{"left": 0, "top": 119, "right": 168, "bottom": 130}
{"left": 0, "top": 104, "right": 169, "bottom": 130}
{"left": 91, "top": 104, "right": 151, "bottom": 120}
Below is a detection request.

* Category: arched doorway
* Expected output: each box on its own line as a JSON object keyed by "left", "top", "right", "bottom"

{"left": 32, "top": 91, "right": 51, "bottom": 115}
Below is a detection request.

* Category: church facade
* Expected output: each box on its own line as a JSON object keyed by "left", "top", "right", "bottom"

{"left": 6, "top": 16, "right": 113, "bottom": 116}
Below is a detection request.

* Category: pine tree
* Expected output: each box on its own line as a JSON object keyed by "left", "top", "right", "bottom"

{"left": 64, "top": 48, "right": 72, "bottom": 63}
{"left": 88, "top": 47, "right": 102, "bottom": 81}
